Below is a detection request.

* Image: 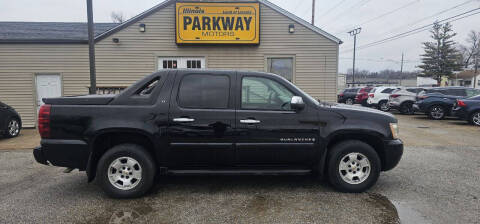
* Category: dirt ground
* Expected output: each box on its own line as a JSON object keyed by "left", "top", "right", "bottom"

{"left": 395, "top": 112, "right": 480, "bottom": 147}
{"left": 0, "top": 128, "right": 39, "bottom": 150}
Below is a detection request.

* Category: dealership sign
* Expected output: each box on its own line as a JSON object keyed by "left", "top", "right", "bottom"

{"left": 176, "top": 2, "right": 260, "bottom": 44}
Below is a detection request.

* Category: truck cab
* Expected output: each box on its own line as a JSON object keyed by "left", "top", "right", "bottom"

{"left": 33, "top": 70, "right": 403, "bottom": 198}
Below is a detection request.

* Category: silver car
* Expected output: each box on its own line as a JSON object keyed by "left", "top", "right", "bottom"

{"left": 388, "top": 87, "right": 425, "bottom": 114}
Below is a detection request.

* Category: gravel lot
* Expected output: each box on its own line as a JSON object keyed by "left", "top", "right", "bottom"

{"left": 0, "top": 113, "right": 479, "bottom": 223}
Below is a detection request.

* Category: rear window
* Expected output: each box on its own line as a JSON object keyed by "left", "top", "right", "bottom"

{"left": 426, "top": 89, "right": 447, "bottom": 95}
{"left": 381, "top": 88, "right": 394, "bottom": 93}
{"left": 445, "top": 89, "right": 467, "bottom": 96}
{"left": 466, "top": 89, "right": 480, "bottom": 97}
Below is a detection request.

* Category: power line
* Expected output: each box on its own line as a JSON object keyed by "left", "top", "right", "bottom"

{"left": 316, "top": 0, "right": 347, "bottom": 20}
{"left": 322, "top": 0, "right": 373, "bottom": 24}
{"left": 340, "top": 7, "right": 480, "bottom": 53}
{"left": 377, "top": 0, "right": 476, "bottom": 37}
{"left": 334, "top": 0, "right": 420, "bottom": 35}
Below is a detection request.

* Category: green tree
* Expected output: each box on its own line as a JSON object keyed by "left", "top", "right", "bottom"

{"left": 418, "top": 22, "right": 462, "bottom": 84}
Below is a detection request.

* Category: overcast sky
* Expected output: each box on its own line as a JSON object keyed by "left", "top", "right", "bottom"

{"left": 1, "top": 0, "right": 479, "bottom": 73}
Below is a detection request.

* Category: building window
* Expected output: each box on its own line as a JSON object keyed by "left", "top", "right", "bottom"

{"left": 267, "top": 57, "right": 294, "bottom": 82}
{"left": 158, "top": 57, "right": 205, "bottom": 70}
{"left": 178, "top": 74, "right": 229, "bottom": 109}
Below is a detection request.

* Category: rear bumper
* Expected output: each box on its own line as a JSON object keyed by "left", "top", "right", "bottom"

{"left": 382, "top": 139, "right": 403, "bottom": 171}
{"left": 33, "top": 139, "right": 89, "bottom": 170}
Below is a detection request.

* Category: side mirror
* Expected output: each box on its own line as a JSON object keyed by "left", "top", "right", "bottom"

{"left": 290, "top": 96, "right": 305, "bottom": 110}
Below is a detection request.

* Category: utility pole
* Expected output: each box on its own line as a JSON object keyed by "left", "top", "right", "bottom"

{"left": 400, "top": 53, "right": 404, "bottom": 86}
{"left": 348, "top": 28, "right": 361, "bottom": 85}
{"left": 311, "top": 0, "right": 315, "bottom": 25}
{"left": 400, "top": 53, "right": 404, "bottom": 74}
{"left": 475, "top": 54, "right": 478, "bottom": 88}
{"left": 87, "top": 0, "right": 96, "bottom": 94}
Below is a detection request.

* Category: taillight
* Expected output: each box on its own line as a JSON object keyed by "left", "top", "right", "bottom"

{"left": 390, "top": 94, "right": 400, "bottom": 98}
{"left": 369, "top": 93, "right": 374, "bottom": 98}
{"left": 418, "top": 95, "right": 428, "bottom": 100}
{"left": 457, "top": 100, "right": 466, "bottom": 107}
{"left": 339, "top": 93, "right": 344, "bottom": 97}
{"left": 38, "top": 104, "right": 51, "bottom": 138}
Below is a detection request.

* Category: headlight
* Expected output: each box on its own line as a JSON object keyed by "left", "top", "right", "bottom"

{"left": 390, "top": 123, "right": 399, "bottom": 139}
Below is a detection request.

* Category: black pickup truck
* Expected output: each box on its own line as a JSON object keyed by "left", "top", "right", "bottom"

{"left": 33, "top": 70, "right": 403, "bottom": 198}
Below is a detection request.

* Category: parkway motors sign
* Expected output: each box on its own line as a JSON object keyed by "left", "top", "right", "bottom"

{"left": 176, "top": 2, "right": 260, "bottom": 44}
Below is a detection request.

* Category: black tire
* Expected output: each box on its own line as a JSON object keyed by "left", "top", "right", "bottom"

{"left": 378, "top": 100, "right": 390, "bottom": 112}
{"left": 345, "top": 98, "right": 354, "bottom": 105}
{"left": 327, "top": 140, "right": 381, "bottom": 193}
{"left": 399, "top": 102, "right": 414, "bottom": 115}
{"left": 96, "top": 144, "right": 156, "bottom": 198}
{"left": 428, "top": 105, "right": 445, "bottom": 120}
{"left": 4, "top": 117, "right": 21, "bottom": 138}
{"left": 469, "top": 111, "right": 480, "bottom": 126}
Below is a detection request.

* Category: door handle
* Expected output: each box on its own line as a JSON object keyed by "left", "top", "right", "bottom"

{"left": 240, "top": 119, "right": 261, "bottom": 124}
{"left": 173, "top": 117, "right": 195, "bottom": 122}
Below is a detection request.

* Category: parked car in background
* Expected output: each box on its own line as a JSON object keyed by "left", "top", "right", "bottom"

{"left": 338, "top": 87, "right": 360, "bottom": 105}
{"left": 367, "top": 87, "right": 400, "bottom": 111}
{"left": 355, "top": 87, "right": 373, "bottom": 106}
{"left": 388, "top": 87, "right": 426, "bottom": 115}
{"left": 452, "top": 95, "right": 480, "bottom": 126}
{"left": 0, "top": 101, "right": 22, "bottom": 138}
{"left": 413, "top": 87, "right": 480, "bottom": 120}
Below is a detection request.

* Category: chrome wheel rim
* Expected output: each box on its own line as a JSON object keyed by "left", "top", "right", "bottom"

{"left": 430, "top": 106, "right": 444, "bottom": 119}
{"left": 380, "top": 102, "right": 389, "bottom": 111}
{"left": 339, "top": 152, "right": 371, "bottom": 185}
{"left": 473, "top": 113, "right": 480, "bottom": 126}
{"left": 8, "top": 120, "right": 19, "bottom": 136}
{"left": 108, "top": 157, "right": 142, "bottom": 190}
{"left": 346, "top": 98, "right": 353, "bottom": 105}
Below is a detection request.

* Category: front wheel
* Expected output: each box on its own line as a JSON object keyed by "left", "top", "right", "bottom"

{"left": 469, "top": 111, "right": 480, "bottom": 126}
{"left": 97, "top": 144, "right": 156, "bottom": 198}
{"left": 327, "top": 140, "right": 381, "bottom": 193}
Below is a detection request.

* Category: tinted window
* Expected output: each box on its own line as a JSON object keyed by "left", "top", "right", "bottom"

{"left": 178, "top": 74, "right": 230, "bottom": 109}
{"left": 242, "top": 76, "right": 294, "bottom": 110}
{"left": 136, "top": 77, "right": 160, "bottom": 96}
{"left": 370, "top": 88, "right": 377, "bottom": 93}
{"left": 381, "top": 88, "right": 394, "bottom": 93}
{"left": 446, "top": 89, "right": 467, "bottom": 96}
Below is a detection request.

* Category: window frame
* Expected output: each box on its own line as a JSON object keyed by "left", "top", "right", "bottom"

{"left": 176, "top": 73, "right": 231, "bottom": 110}
{"left": 239, "top": 75, "right": 297, "bottom": 112}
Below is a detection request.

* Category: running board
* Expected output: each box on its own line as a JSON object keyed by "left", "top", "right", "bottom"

{"left": 167, "top": 169, "right": 312, "bottom": 176}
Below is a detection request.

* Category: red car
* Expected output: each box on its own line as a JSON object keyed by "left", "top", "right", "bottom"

{"left": 355, "top": 87, "right": 373, "bottom": 106}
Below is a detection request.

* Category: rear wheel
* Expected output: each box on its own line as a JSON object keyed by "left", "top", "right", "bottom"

{"left": 4, "top": 117, "right": 20, "bottom": 138}
{"left": 327, "top": 140, "right": 381, "bottom": 193}
{"left": 97, "top": 144, "right": 156, "bottom": 198}
{"left": 428, "top": 105, "right": 445, "bottom": 120}
{"left": 378, "top": 100, "right": 390, "bottom": 112}
{"left": 399, "top": 102, "right": 414, "bottom": 115}
{"left": 469, "top": 111, "right": 480, "bottom": 126}
{"left": 345, "top": 98, "right": 354, "bottom": 105}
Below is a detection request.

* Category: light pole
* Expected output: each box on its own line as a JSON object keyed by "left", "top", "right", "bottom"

{"left": 348, "top": 28, "right": 361, "bottom": 85}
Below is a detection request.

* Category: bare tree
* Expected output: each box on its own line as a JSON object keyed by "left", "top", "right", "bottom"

{"left": 458, "top": 30, "right": 480, "bottom": 87}
{"left": 111, "top": 11, "right": 126, "bottom": 23}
